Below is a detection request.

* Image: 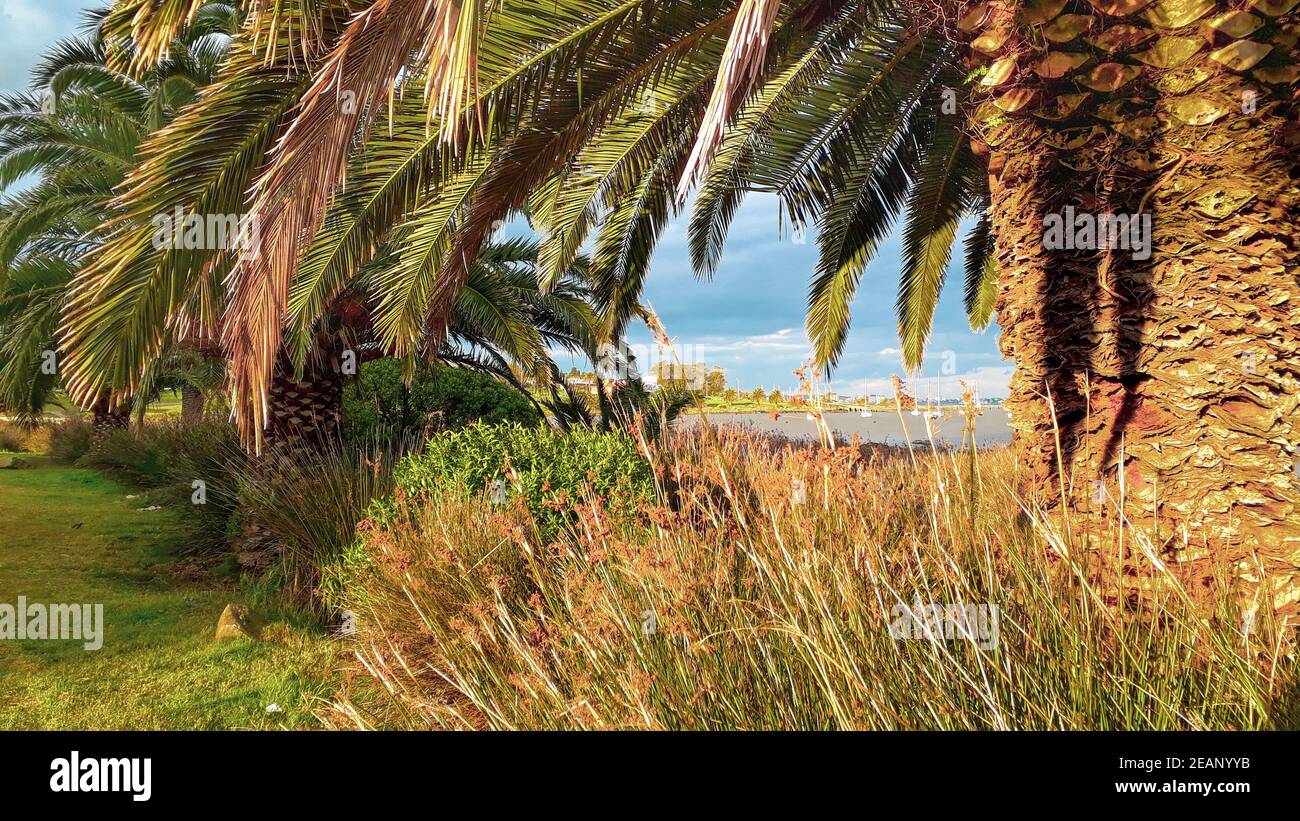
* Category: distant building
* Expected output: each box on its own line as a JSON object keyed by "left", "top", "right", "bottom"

{"left": 562, "top": 369, "right": 599, "bottom": 394}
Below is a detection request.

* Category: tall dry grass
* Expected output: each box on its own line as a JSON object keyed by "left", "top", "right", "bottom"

{"left": 324, "top": 424, "right": 1299, "bottom": 730}
{"left": 235, "top": 433, "right": 418, "bottom": 611}
{"left": 0, "top": 420, "right": 50, "bottom": 453}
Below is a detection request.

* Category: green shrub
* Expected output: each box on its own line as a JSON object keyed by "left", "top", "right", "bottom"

{"left": 342, "top": 359, "right": 540, "bottom": 442}
{"left": 78, "top": 428, "right": 169, "bottom": 484}
{"left": 48, "top": 419, "right": 94, "bottom": 463}
{"left": 386, "top": 422, "right": 654, "bottom": 534}
{"left": 318, "top": 535, "right": 378, "bottom": 619}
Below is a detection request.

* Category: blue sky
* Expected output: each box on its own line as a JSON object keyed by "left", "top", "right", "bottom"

{"left": 603, "top": 196, "right": 1011, "bottom": 399}
{"left": 0, "top": 0, "right": 89, "bottom": 92}
{"left": 2, "top": 0, "right": 1013, "bottom": 398}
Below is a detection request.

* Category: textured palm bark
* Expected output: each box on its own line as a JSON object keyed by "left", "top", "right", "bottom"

{"left": 89, "top": 397, "right": 129, "bottom": 437}
{"left": 180, "top": 384, "right": 206, "bottom": 424}
{"left": 265, "top": 352, "right": 345, "bottom": 447}
{"left": 957, "top": 0, "right": 1300, "bottom": 612}
{"left": 237, "top": 342, "right": 351, "bottom": 572}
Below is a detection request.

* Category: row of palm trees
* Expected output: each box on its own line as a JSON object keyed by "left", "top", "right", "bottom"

{"left": 0, "top": 4, "right": 625, "bottom": 435}
{"left": 2, "top": 0, "right": 1296, "bottom": 610}
{"left": 0, "top": 5, "right": 236, "bottom": 422}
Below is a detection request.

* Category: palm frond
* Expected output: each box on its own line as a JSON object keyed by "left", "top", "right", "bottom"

{"left": 896, "top": 112, "right": 978, "bottom": 371}
{"left": 675, "top": 0, "right": 780, "bottom": 201}
{"left": 962, "top": 202, "right": 997, "bottom": 331}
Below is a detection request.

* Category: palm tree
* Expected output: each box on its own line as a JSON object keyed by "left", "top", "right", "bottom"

{"left": 0, "top": 3, "right": 241, "bottom": 424}
{"left": 5, "top": 5, "right": 600, "bottom": 442}
{"left": 949, "top": 1, "right": 1299, "bottom": 615}
{"left": 58, "top": 1, "right": 980, "bottom": 440}
{"left": 260, "top": 235, "right": 604, "bottom": 443}
{"left": 60, "top": 3, "right": 698, "bottom": 437}
{"left": 689, "top": 0, "right": 1299, "bottom": 611}
{"left": 132, "top": 347, "right": 227, "bottom": 423}
{"left": 59, "top": 1, "right": 1298, "bottom": 607}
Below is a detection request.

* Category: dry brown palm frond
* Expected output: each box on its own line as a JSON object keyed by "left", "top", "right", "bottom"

{"left": 226, "top": 0, "right": 484, "bottom": 451}
{"left": 675, "top": 0, "right": 779, "bottom": 202}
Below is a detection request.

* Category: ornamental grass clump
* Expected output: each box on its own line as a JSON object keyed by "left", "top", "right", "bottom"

{"left": 324, "top": 425, "right": 1300, "bottom": 730}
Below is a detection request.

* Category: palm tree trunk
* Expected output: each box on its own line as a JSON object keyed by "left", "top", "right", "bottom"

{"left": 961, "top": 1, "right": 1299, "bottom": 612}
{"left": 89, "top": 398, "right": 129, "bottom": 437}
{"left": 228, "top": 350, "right": 345, "bottom": 576}
{"left": 180, "top": 384, "right": 206, "bottom": 424}
{"left": 264, "top": 351, "right": 345, "bottom": 448}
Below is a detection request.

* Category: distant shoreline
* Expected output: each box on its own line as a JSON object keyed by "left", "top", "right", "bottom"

{"left": 680, "top": 408, "right": 1014, "bottom": 447}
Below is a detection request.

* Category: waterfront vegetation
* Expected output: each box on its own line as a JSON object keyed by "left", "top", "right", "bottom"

{"left": 1, "top": 0, "right": 1296, "bottom": 731}
{"left": 2, "top": 405, "right": 1296, "bottom": 730}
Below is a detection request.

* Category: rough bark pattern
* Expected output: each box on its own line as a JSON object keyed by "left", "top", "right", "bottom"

{"left": 237, "top": 344, "right": 351, "bottom": 571}
{"left": 266, "top": 364, "right": 343, "bottom": 446}
{"left": 264, "top": 341, "right": 348, "bottom": 449}
{"left": 180, "top": 384, "right": 206, "bottom": 424}
{"left": 957, "top": 0, "right": 1300, "bottom": 611}
{"left": 90, "top": 397, "right": 129, "bottom": 437}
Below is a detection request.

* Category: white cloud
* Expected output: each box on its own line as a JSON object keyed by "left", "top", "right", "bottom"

{"left": 832, "top": 365, "right": 1014, "bottom": 400}
{"left": 622, "top": 327, "right": 810, "bottom": 357}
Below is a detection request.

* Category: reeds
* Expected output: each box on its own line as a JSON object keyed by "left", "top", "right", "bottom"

{"left": 232, "top": 432, "right": 418, "bottom": 611}
{"left": 325, "top": 425, "right": 1300, "bottom": 730}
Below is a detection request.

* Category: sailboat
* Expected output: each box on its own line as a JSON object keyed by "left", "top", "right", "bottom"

{"left": 927, "top": 374, "right": 942, "bottom": 419}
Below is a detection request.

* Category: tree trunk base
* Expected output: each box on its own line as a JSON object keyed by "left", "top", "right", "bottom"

{"left": 180, "top": 385, "right": 206, "bottom": 424}
{"left": 962, "top": 0, "right": 1300, "bottom": 618}
{"left": 90, "top": 404, "right": 129, "bottom": 439}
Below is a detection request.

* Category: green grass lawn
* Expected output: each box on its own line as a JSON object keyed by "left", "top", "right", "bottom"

{"left": 0, "top": 455, "right": 342, "bottom": 729}
{"left": 144, "top": 389, "right": 183, "bottom": 417}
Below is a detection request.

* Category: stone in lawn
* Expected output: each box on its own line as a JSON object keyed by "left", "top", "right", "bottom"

{"left": 214, "top": 603, "right": 257, "bottom": 642}
{"left": 0, "top": 456, "right": 28, "bottom": 469}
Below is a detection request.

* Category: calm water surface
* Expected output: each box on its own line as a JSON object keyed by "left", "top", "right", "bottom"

{"left": 682, "top": 409, "right": 1013, "bottom": 448}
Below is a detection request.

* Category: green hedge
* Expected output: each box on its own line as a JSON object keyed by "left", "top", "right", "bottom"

{"left": 384, "top": 423, "right": 654, "bottom": 533}
{"left": 342, "top": 359, "right": 540, "bottom": 441}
